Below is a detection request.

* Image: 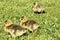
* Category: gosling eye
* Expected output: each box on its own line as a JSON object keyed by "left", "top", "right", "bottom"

{"left": 33, "top": 2, "right": 36, "bottom": 5}
{"left": 4, "top": 20, "right": 8, "bottom": 24}
{"left": 5, "top": 20, "right": 7, "bottom": 23}
{"left": 21, "top": 18, "right": 23, "bottom": 20}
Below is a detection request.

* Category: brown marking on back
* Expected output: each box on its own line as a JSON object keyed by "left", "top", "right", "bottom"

{"left": 6, "top": 24, "right": 25, "bottom": 30}
{"left": 22, "top": 20, "right": 37, "bottom": 27}
{"left": 6, "top": 24, "right": 26, "bottom": 35}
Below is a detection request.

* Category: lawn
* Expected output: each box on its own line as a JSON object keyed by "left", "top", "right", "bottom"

{"left": 0, "top": 0, "right": 60, "bottom": 40}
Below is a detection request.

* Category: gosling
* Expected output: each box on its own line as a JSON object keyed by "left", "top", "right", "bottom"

{"left": 20, "top": 16, "right": 40, "bottom": 32}
{"left": 32, "top": 2, "right": 45, "bottom": 14}
{"left": 4, "top": 19, "right": 27, "bottom": 38}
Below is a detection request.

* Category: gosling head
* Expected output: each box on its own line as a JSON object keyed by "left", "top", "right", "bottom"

{"left": 20, "top": 16, "right": 27, "bottom": 23}
{"left": 33, "top": 2, "right": 38, "bottom": 5}
{"left": 33, "top": 2, "right": 38, "bottom": 8}
{"left": 4, "top": 19, "right": 13, "bottom": 27}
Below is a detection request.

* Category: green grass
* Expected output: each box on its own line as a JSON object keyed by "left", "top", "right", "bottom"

{"left": 0, "top": 0, "right": 60, "bottom": 40}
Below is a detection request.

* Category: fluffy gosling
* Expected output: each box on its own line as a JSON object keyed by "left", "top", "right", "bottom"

{"left": 4, "top": 19, "right": 27, "bottom": 38}
{"left": 20, "top": 16, "right": 40, "bottom": 32}
{"left": 32, "top": 2, "right": 45, "bottom": 14}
